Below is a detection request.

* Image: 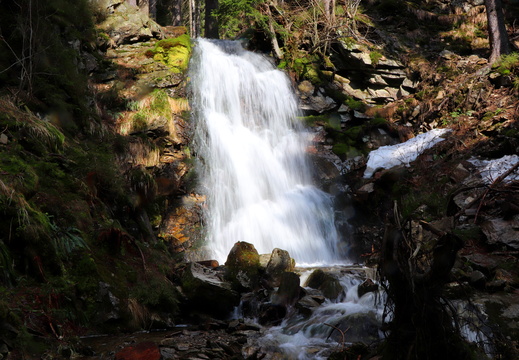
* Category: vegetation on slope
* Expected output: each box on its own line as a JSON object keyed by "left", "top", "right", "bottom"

{"left": 0, "top": 1, "right": 195, "bottom": 356}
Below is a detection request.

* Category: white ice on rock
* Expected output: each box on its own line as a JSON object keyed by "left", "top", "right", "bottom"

{"left": 468, "top": 154, "right": 519, "bottom": 184}
{"left": 363, "top": 128, "right": 451, "bottom": 178}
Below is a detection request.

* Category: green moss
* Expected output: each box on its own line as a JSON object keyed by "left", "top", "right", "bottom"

{"left": 332, "top": 143, "right": 350, "bottom": 156}
{"left": 369, "top": 116, "right": 389, "bottom": 127}
{"left": 345, "top": 97, "right": 366, "bottom": 111}
{"left": 298, "top": 114, "right": 329, "bottom": 127}
{"left": 370, "top": 51, "right": 383, "bottom": 66}
{"left": 151, "top": 35, "right": 192, "bottom": 73}
{"left": 0, "top": 155, "right": 39, "bottom": 195}
{"left": 344, "top": 125, "right": 363, "bottom": 139}
{"left": 292, "top": 55, "right": 321, "bottom": 84}
{"left": 131, "top": 277, "right": 180, "bottom": 313}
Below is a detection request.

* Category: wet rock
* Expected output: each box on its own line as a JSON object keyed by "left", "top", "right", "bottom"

{"left": 469, "top": 270, "right": 487, "bottom": 288}
{"left": 115, "top": 341, "right": 161, "bottom": 360}
{"left": 225, "top": 241, "right": 261, "bottom": 291}
{"left": 298, "top": 81, "right": 337, "bottom": 113}
{"left": 181, "top": 262, "right": 240, "bottom": 318}
{"left": 266, "top": 248, "right": 295, "bottom": 287}
{"left": 305, "top": 269, "right": 343, "bottom": 300}
{"left": 463, "top": 253, "right": 499, "bottom": 273}
{"left": 197, "top": 260, "right": 219, "bottom": 268}
{"left": 273, "top": 272, "right": 302, "bottom": 306}
{"left": 258, "top": 303, "right": 287, "bottom": 326}
{"left": 357, "top": 279, "right": 379, "bottom": 298}
{"left": 295, "top": 295, "right": 322, "bottom": 317}
{"left": 239, "top": 290, "right": 270, "bottom": 318}
{"left": 259, "top": 253, "right": 272, "bottom": 267}
{"left": 327, "top": 312, "right": 381, "bottom": 344}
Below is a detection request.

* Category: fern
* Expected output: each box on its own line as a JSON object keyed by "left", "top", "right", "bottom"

{"left": 48, "top": 215, "right": 89, "bottom": 258}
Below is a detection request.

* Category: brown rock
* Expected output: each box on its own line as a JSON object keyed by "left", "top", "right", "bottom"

{"left": 115, "top": 341, "right": 161, "bottom": 360}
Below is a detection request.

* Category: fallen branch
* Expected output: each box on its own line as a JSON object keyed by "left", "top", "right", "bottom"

{"left": 325, "top": 323, "right": 349, "bottom": 352}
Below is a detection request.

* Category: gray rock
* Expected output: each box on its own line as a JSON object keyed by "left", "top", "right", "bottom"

{"left": 96, "top": 282, "right": 121, "bottom": 323}
{"left": 469, "top": 270, "right": 486, "bottom": 288}
{"left": 357, "top": 279, "right": 379, "bottom": 298}
{"left": 181, "top": 262, "right": 240, "bottom": 318}
{"left": 273, "top": 272, "right": 301, "bottom": 306}
{"left": 304, "top": 269, "right": 343, "bottom": 300}
{"left": 480, "top": 217, "right": 519, "bottom": 250}
{"left": 296, "top": 295, "right": 321, "bottom": 317}
{"left": 98, "top": 2, "right": 163, "bottom": 46}
{"left": 266, "top": 248, "right": 295, "bottom": 287}
{"left": 327, "top": 312, "right": 381, "bottom": 344}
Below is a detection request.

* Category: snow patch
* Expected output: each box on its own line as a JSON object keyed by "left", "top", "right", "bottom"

{"left": 468, "top": 155, "right": 519, "bottom": 184}
{"left": 363, "top": 128, "right": 451, "bottom": 178}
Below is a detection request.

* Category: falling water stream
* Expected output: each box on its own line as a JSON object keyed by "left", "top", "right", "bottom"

{"left": 190, "top": 39, "right": 341, "bottom": 266}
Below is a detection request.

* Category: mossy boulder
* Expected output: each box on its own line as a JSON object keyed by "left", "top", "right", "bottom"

{"left": 224, "top": 241, "right": 261, "bottom": 291}
{"left": 150, "top": 35, "right": 192, "bottom": 74}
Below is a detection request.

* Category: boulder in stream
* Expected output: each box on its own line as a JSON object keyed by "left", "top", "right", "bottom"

{"left": 305, "top": 269, "right": 344, "bottom": 300}
{"left": 272, "top": 272, "right": 302, "bottom": 307}
{"left": 265, "top": 248, "right": 295, "bottom": 287}
{"left": 225, "top": 241, "right": 261, "bottom": 291}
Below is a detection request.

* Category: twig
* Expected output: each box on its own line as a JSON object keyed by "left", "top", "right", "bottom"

{"left": 324, "top": 323, "right": 349, "bottom": 352}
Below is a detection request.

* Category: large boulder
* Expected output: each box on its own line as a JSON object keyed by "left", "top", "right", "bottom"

{"left": 272, "top": 272, "right": 302, "bottom": 307}
{"left": 225, "top": 242, "right": 261, "bottom": 291}
{"left": 97, "top": 1, "right": 163, "bottom": 46}
{"left": 181, "top": 262, "right": 240, "bottom": 318}
{"left": 326, "top": 312, "right": 381, "bottom": 344}
{"left": 265, "top": 248, "right": 295, "bottom": 287}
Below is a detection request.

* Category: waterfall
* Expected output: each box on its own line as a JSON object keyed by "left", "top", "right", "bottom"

{"left": 189, "top": 39, "right": 341, "bottom": 265}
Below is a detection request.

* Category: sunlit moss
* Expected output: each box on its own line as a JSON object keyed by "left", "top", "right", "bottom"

{"left": 151, "top": 34, "right": 192, "bottom": 73}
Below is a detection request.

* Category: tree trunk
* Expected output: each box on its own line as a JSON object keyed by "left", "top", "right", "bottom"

{"left": 485, "top": 0, "right": 510, "bottom": 64}
{"left": 173, "top": 0, "right": 182, "bottom": 26}
{"left": 204, "top": 0, "right": 219, "bottom": 39}
{"left": 149, "top": 0, "right": 157, "bottom": 20}
{"left": 322, "top": 0, "right": 334, "bottom": 23}
{"left": 139, "top": 0, "right": 150, "bottom": 16}
{"left": 189, "top": 0, "right": 201, "bottom": 38}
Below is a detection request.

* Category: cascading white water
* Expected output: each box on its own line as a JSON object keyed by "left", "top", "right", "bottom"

{"left": 189, "top": 39, "right": 341, "bottom": 265}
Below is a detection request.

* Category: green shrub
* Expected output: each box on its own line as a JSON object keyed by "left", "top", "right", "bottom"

{"left": 493, "top": 52, "right": 519, "bottom": 76}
